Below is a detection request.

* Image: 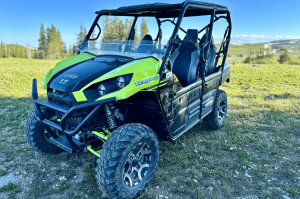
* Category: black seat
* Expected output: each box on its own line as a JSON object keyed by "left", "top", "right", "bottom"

{"left": 199, "top": 35, "right": 217, "bottom": 76}
{"left": 171, "top": 29, "right": 200, "bottom": 87}
{"left": 135, "top": 34, "right": 154, "bottom": 53}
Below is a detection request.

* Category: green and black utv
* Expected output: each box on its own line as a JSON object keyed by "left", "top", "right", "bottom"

{"left": 25, "top": 1, "right": 232, "bottom": 198}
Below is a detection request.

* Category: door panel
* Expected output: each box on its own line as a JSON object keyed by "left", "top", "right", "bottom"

{"left": 201, "top": 89, "right": 217, "bottom": 118}
{"left": 185, "top": 98, "right": 200, "bottom": 129}
{"left": 160, "top": 73, "right": 220, "bottom": 139}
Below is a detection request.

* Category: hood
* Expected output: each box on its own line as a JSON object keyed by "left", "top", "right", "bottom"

{"left": 48, "top": 55, "right": 134, "bottom": 92}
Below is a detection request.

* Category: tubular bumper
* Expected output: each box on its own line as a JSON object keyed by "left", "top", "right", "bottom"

{"left": 32, "top": 79, "right": 117, "bottom": 152}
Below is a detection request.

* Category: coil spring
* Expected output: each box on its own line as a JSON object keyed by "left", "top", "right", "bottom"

{"left": 104, "top": 104, "right": 117, "bottom": 130}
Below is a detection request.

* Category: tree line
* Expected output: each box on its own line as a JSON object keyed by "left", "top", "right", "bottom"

{"left": 102, "top": 16, "right": 148, "bottom": 41}
{"left": 0, "top": 16, "right": 149, "bottom": 60}
{"left": 244, "top": 48, "right": 274, "bottom": 63}
{"left": 244, "top": 47, "right": 300, "bottom": 65}
{"left": 0, "top": 42, "right": 35, "bottom": 59}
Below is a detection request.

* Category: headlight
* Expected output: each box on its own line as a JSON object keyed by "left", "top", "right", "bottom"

{"left": 83, "top": 74, "right": 133, "bottom": 100}
{"left": 116, "top": 76, "right": 125, "bottom": 88}
{"left": 98, "top": 84, "right": 107, "bottom": 96}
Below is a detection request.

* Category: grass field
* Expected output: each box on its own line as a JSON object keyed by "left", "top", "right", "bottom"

{"left": 0, "top": 57, "right": 300, "bottom": 199}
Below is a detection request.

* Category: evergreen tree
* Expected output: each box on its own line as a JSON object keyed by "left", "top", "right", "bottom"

{"left": 72, "top": 44, "right": 77, "bottom": 55}
{"left": 46, "top": 25, "right": 65, "bottom": 59}
{"left": 0, "top": 41, "right": 2, "bottom": 58}
{"left": 6, "top": 45, "right": 12, "bottom": 57}
{"left": 278, "top": 50, "right": 291, "bottom": 64}
{"left": 102, "top": 16, "right": 138, "bottom": 41}
{"left": 25, "top": 43, "right": 32, "bottom": 59}
{"left": 1, "top": 41, "right": 7, "bottom": 58}
{"left": 74, "top": 25, "right": 87, "bottom": 53}
{"left": 31, "top": 49, "right": 36, "bottom": 59}
{"left": 140, "top": 18, "right": 149, "bottom": 39}
{"left": 37, "top": 24, "right": 47, "bottom": 59}
{"left": 68, "top": 44, "right": 74, "bottom": 57}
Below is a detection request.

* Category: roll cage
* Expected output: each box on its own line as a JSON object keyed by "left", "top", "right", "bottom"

{"left": 81, "top": 1, "right": 231, "bottom": 82}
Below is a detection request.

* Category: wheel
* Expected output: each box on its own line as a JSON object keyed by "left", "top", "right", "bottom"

{"left": 203, "top": 89, "right": 228, "bottom": 130}
{"left": 96, "top": 123, "right": 159, "bottom": 199}
{"left": 24, "top": 107, "right": 63, "bottom": 155}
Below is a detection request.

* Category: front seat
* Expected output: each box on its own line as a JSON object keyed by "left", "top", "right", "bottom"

{"left": 135, "top": 34, "right": 154, "bottom": 53}
{"left": 171, "top": 29, "right": 200, "bottom": 87}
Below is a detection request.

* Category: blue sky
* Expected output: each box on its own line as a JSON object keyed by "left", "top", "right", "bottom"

{"left": 0, "top": 0, "right": 299, "bottom": 47}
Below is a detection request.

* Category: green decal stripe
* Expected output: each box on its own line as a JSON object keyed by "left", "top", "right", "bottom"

{"left": 159, "top": 82, "right": 168, "bottom": 87}
{"left": 73, "top": 91, "right": 87, "bottom": 102}
{"left": 145, "top": 82, "right": 167, "bottom": 91}
{"left": 92, "top": 131, "right": 109, "bottom": 140}
{"left": 86, "top": 146, "right": 101, "bottom": 157}
{"left": 43, "top": 53, "right": 96, "bottom": 89}
{"left": 82, "top": 57, "right": 160, "bottom": 101}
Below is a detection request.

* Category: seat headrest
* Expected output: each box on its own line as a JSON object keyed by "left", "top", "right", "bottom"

{"left": 200, "top": 34, "right": 215, "bottom": 48}
{"left": 184, "top": 29, "right": 198, "bottom": 47}
{"left": 141, "top": 34, "right": 153, "bottom": 41}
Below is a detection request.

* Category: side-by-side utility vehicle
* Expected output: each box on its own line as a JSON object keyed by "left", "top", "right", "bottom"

{"left": 25, "top": 1, "right": 232, "bottom": 198}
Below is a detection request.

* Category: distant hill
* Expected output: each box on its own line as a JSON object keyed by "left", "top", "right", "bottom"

{"left": 215, "top": 39, "right": 300, "bottom": 59}
{"left": 0, "top": 43, "right": 36, "bottom": 58}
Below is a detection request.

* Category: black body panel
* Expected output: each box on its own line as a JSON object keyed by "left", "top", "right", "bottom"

{"left": 49, "top": 56, "right": 133, "bottom": 92}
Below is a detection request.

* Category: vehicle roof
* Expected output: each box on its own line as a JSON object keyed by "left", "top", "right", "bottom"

{"left": 96, "top": 1, "right": 229, "bottom": 18}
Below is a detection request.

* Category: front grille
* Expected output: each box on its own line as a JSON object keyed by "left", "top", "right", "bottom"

{"left": 48, "top": 91, "right": 74, "bottom": 107}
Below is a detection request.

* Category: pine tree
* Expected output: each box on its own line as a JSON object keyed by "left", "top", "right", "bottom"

{"left": 0, "top": 41, "right": 2, "bottom": 58}
{"left": 72, "top": 44, "right": 77, "bottom": 54}
{"left": 102, "top": 16, "right": 138, "bottom": 41}
{"left": 75, "top": 25, "right": 87, "bottom": 53}
{"left": 25, "top": 43, "right": 32, "bottom": 59}
{"left": 38, "top": 24, "right": 47, "bottom": 59}
{"left": 140, "top": 18, "right": 149, "bottom": 40}
{"left": 278, "top": 50, "right": 291, "bottom": 64}
{"left": 45, "top": 25, "right": 65, "bottom": 59}
{"left": 31, "top": 49, "right": 36, "bottom": 59}
{"left": 7, "top": 45, "right": 12, "bottom": 57}
{"left": 1, "top": 41, "right": 7, "bottom": 58}
{"left": 68, "top": 44, "right": 74, "bottom": 57}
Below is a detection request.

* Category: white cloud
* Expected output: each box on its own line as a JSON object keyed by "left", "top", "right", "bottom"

{"left": 213, "top": 34, "right": 300, "bottom": 44}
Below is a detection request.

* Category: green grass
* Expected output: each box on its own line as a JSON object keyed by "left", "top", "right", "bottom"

{"left": 0, "top": 182, "right": 19, "bottom": 198}
{"left": 0, "top": 169, "right": 6, "bottom": 176}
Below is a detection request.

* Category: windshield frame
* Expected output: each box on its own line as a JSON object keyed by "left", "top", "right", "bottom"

{"left": 80, "top": 3, "right": 232, "bottom": 80}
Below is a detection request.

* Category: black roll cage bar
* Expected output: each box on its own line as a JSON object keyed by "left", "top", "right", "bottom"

{"left": 83, "top": 2, "right": 232, "bottom": 84}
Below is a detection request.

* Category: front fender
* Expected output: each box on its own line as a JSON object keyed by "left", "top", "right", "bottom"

{"left": 72, "top": 57, "right": 161, "bottom": 102}
{"left": 43, "top": 53, "right": 96, "bottom": 89}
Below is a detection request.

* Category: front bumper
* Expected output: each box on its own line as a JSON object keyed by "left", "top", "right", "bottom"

{"left": 32, "top": 79, "right": 117, "bottom": 152}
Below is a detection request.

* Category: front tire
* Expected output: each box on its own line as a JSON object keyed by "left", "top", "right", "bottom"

{"left": 203, "top": 89, "right": 228, "bottom": 130}
{"left": 96, "top": 123, "right": 159, "bottom": 199}
{"left": 24, "top": 108, "right": 63, "bottom": 155}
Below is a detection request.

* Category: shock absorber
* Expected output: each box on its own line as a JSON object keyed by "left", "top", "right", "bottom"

{"left": 104, "top": 104, "right": 117, "bottom": 130}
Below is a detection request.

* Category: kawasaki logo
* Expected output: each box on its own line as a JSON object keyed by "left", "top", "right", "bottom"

{"left": 134, "top": 75, "right": 159, "bottom": 87}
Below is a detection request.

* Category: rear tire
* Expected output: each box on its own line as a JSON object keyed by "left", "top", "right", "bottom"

{"left": 24, "top": 107, "right": 63, "bottom": 155}
{"left": 96, "top": 123, "right": 159, "bottom": 199}
{"left": 203, "top": 89, "right": 228, "bottom": 130}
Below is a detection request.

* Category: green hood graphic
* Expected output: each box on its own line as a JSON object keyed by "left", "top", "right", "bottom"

{"left": 43, "top": 53, "right": 96, "bottom": 89}
{"left": 72, "top": 57, "right": 161, "bottom": 102}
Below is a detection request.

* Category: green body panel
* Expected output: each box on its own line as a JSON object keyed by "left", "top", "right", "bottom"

{"left": 73, "top": 91, "right": 87, "bottom": 101}
{"left": 72, "top": 57, "right": 161, "bottom": 102}
{"left": 43, "top": 53, "right": 96, "bottom": 89}
{"left": 86, "top": 146, "right": 101, "bottom": 157}
{"left": 91, "top": 131, "right": 110, "bottom": 140}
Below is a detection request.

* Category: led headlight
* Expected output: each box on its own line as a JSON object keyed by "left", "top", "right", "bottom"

{"left": 98, "top": 84, "right": 107, "bottom": 96}
{"left": 116, "top": 76, "right": 125, "bottom": 88}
